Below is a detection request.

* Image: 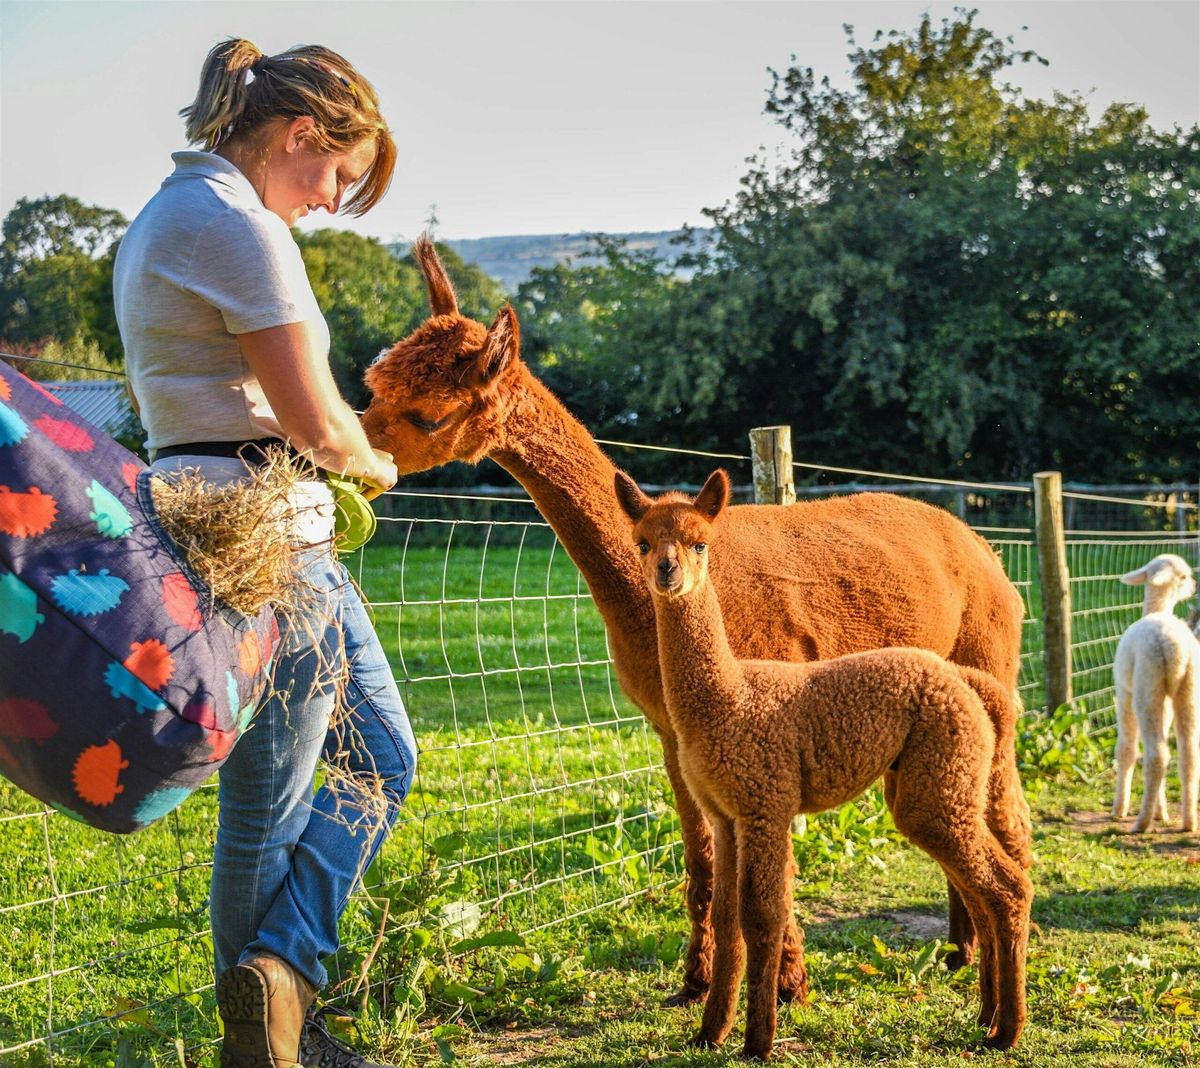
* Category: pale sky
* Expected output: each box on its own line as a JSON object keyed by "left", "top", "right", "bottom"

{"left": 2, "top": 1, "right": 1197, "bottom": 244}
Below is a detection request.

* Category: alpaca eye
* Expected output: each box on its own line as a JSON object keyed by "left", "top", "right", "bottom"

{"left": 693, "top": 543, "right": 707, "bottom": 554}
{"left": 406, "top": 412, "right": 450, "bottom": 434}
{"left": 638, "top": 541, "right": 650, "bottom": 555}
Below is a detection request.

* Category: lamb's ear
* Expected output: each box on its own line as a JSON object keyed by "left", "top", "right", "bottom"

{"left": 1119, "top": 563, "right": 1150, "bottom": 586}
{"left": 614, "top": 472, "right": 651, "bottom": 523}
{"left": 413, "top": 233, "right": 459, "bottom": 317}
{"left": 693, "top": 469, "right": 730, "bottom": 521}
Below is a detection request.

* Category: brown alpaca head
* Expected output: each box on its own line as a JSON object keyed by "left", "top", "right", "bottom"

{"left": 614, "top": 469, "right": 730, "bottom": 598}
{"left": 361, "top": 234, "right": 522, "bottom": 474}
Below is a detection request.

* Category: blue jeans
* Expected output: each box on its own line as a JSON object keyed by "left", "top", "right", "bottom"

{"left": 210, "top": 547, "right": 417, "bottom": 990}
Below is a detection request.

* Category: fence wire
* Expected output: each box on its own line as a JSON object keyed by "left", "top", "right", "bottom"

{"left": 2, "top": 380, "right": 1198, "bottom": 1059}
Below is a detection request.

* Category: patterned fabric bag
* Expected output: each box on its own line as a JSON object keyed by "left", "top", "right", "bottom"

{"left": 0, "top": 362, "right": 277, "bottom": 832}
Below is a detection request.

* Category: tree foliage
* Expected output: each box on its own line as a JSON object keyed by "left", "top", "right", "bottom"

{"left": 521, "top": 12, "right": 1200, "bottom": 484}
{"left": 0, "top": 194, "right": 127, "bottom": 357}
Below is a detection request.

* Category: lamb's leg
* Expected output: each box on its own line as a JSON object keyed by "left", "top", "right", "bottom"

{"left": 661, "top": 735, "right": 714, "bottom": 1006}
{"left": 1134, "top": 710, "right": 1169, "bottom": 833}
{"left": 1174, "top": 672, "right": 1199, "bottom": 832}
{"left": 1112, "top": 683, "right": 1138, "bottom": 819}
{"left": 889, "top": 767, "right": 976, "bottom": 967}
{"left": 694, "top": 814, "right": 743, "bottom": 1048}
{"left": 738, "top": 818, "right": 793, "bottom": 1061}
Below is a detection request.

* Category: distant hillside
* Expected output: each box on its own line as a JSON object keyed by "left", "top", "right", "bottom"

{"left": 432, "top": 229, "right": 713, "bottom": 292}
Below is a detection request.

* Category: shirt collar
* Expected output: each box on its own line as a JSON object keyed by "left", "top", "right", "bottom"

{"left": 168, "top": 150, "right": 261, "bottom": 202}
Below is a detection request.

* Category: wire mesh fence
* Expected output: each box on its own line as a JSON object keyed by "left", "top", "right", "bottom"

{"left": 2, "top": 386, "right": 1199, "bottom": 1060}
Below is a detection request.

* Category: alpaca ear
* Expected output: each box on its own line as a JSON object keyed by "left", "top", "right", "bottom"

{"left": 614, "top": 472, "right": 651, "bottom": 523}
{"left": 693, "top": 469, "right": 730, "bottom": 521}
{"left": 413, "top": 233, "right": 459, "bottom": 317}
{"left": 481, "top": 305, "right": 520, "bottom": 382}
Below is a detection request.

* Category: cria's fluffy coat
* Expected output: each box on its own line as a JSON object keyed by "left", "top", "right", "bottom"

{"left": 616, "top": 470, "right": 1032, "bottom": 1060}
{"left": 1112, "top": 554, "right": 1199, "bottom": 832}
{"left": 361, "top": 236, "right": 1028, "bottom": 1004}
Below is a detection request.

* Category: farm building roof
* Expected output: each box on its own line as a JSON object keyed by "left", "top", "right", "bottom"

{"left": 41, "top": 379, "right": 141, "bottom": 441}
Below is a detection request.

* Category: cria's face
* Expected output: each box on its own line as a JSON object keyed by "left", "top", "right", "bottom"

{"left": 633, "top": 505, "right": 713, "bottom": 598}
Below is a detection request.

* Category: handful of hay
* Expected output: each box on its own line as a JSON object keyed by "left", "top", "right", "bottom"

{"left": 149, "top": 448, "right": 313, "bottom": 617}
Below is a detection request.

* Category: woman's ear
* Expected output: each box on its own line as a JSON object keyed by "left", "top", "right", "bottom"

{"left": 284, "top": 115, "right": 317, "bottom": 152}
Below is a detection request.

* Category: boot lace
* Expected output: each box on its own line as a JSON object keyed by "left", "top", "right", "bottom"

{"left": 300, "top": 1007, "right": 375, "bottom": 1068}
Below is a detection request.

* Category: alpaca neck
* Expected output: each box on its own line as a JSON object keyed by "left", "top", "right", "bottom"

{"left": 492, "top": 368, "right": 654, "bottom": 632}
{"left": 652, "top": 577, "right": 745, "bottom": 737}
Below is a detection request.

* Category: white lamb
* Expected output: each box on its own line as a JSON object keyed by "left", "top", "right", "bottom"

{"left": 1112, "top": 554, "right": 1199, "bottom": 832}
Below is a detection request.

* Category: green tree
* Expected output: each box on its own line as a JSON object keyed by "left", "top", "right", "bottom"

{"left": 0, "top": 195, "right": 127, "bottom": 357}
{"left": 681, "top": 11, "right": 1200, "bottom": 481}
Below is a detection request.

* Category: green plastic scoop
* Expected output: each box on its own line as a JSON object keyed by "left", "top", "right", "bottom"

{"left": 326, "top": 475, "right": 378, "bottom": 552}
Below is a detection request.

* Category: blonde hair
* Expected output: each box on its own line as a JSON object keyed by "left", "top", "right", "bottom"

{"left": 180, "top": 38, "right": 395, "bottom": 216}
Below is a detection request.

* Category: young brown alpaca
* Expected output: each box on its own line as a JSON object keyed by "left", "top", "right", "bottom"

{"left": 615, "top": 469, "right": 1032, "bottom": 1060}
{"left": 361, "top": 236, "right": 1028, "bottom": 1003}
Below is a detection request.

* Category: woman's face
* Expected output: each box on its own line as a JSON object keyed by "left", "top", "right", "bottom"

{"left": 261, "top": 118, "right": 377, "bottom": 226}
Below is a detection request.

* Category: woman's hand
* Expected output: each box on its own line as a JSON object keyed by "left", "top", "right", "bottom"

{"left": 360, "top": 449, "right": 398, "bottom": 499}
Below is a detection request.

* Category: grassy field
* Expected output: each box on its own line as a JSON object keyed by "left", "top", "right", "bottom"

{"left": 1, "top": 529, "right": 1197, "bottom": 1066}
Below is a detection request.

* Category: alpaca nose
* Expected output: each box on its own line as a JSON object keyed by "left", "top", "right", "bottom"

{"left": 657, "top": 558, "right": 677, "bottom": 580}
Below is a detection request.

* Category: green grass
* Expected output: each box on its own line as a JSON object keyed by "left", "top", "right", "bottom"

{"left": 1, "top": 533, "right": 1198, "bottom": 1066}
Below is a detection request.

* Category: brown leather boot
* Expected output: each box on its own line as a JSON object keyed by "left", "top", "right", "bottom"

{"left": 217, "top": 952, "right": 317, "bottom": 1068}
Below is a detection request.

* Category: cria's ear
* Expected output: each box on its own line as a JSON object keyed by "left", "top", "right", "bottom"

{"left": 414, "top": 233, "right": 459, "bottom": 317}
{"left": 614, "top": 471, "right": 651, "bottom": 523}
{"left": 693, "top": 469, "right": 730, "bottom": 521}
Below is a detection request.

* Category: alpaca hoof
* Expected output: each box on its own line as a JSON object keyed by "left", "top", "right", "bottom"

{"left": 945, "top": 943, "right": 976, "bottom": 971}
{"left": 741, "top": 1039, "right": 773, "bottom": 1061}
{"left": 664, "top": 986, "right": 707, "bottom": 1008}
{"left": 1131, "top": 820, "right": 1153, "bottom": 834}
{"left": 688, "top": 1033, "right": 722, "bottom": 1050}
{"left": 982, "top": 1027, "right": 1021, "bottom": 1051}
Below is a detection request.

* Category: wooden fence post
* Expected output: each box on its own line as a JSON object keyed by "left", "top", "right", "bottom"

{"left": 749, "top": 426, "right": 796, "bottom": 506}
{"left": 1034, "top": 471, "right": 1073, "bottom": 712}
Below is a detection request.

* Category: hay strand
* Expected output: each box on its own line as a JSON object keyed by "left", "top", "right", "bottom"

{"left": 149, "top": 447, "right": 311, "bottom": 617}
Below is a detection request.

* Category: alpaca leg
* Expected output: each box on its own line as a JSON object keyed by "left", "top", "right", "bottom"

{"left": 1112, "top": 683, "right": 1138, "bottom": 819}
{"left": 776, "top": 848, "right": 808, "bottom": 1004}
{"left": 695, "top": 815, "right": 743, "bottom": 1048}
{"left": 899, "top": 813, "right": 1031, "bottom": 1049}
{"left": 1174, "top": 674, "right": 1199, "bottom": 832}
{"left": 890, "top": 765, "right": 976, "bottom": 968}
{"left": 738, "top": 819, "right": 794, "bottom": 1061}
{"left": 661, "top": 736, "right": 715, "bottom": 1005}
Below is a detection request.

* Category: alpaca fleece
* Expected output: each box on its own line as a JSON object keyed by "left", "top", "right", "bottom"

{"left": 361, "top": 236, "right": 1029, "bottom": 1004}
{"left": 618, "top": 471, "right": 1032, "bottom": 1060}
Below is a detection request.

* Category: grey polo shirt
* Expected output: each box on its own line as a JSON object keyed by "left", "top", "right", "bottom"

{"left": 114, "top": 151, "right": 329, "bottom": 451}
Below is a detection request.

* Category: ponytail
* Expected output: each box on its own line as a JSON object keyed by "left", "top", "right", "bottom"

{"left": 180, "top": 39, "right": 265, "bottom": 149}
{"left": 179, "top": 38, "right": 396, "bottom": 215}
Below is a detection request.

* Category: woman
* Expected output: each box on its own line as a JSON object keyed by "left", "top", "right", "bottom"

{"left": 114, "top": 39, "right": 416, "bottom": 1068}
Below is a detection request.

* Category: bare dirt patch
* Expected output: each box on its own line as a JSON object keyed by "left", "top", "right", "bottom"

{"left": 1071, "top": 808, "right": 1200, "bottom": 860}
{"left": 808, "top": 905, "right": 946, "bottom": 942}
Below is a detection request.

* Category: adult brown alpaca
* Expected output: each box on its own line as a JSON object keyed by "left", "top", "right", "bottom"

{"left": 361, "top": 236, "right": 1027, "bottom": 1004}
{"left": 615, "top": 469, "right": 1032, "bottom": 1060}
